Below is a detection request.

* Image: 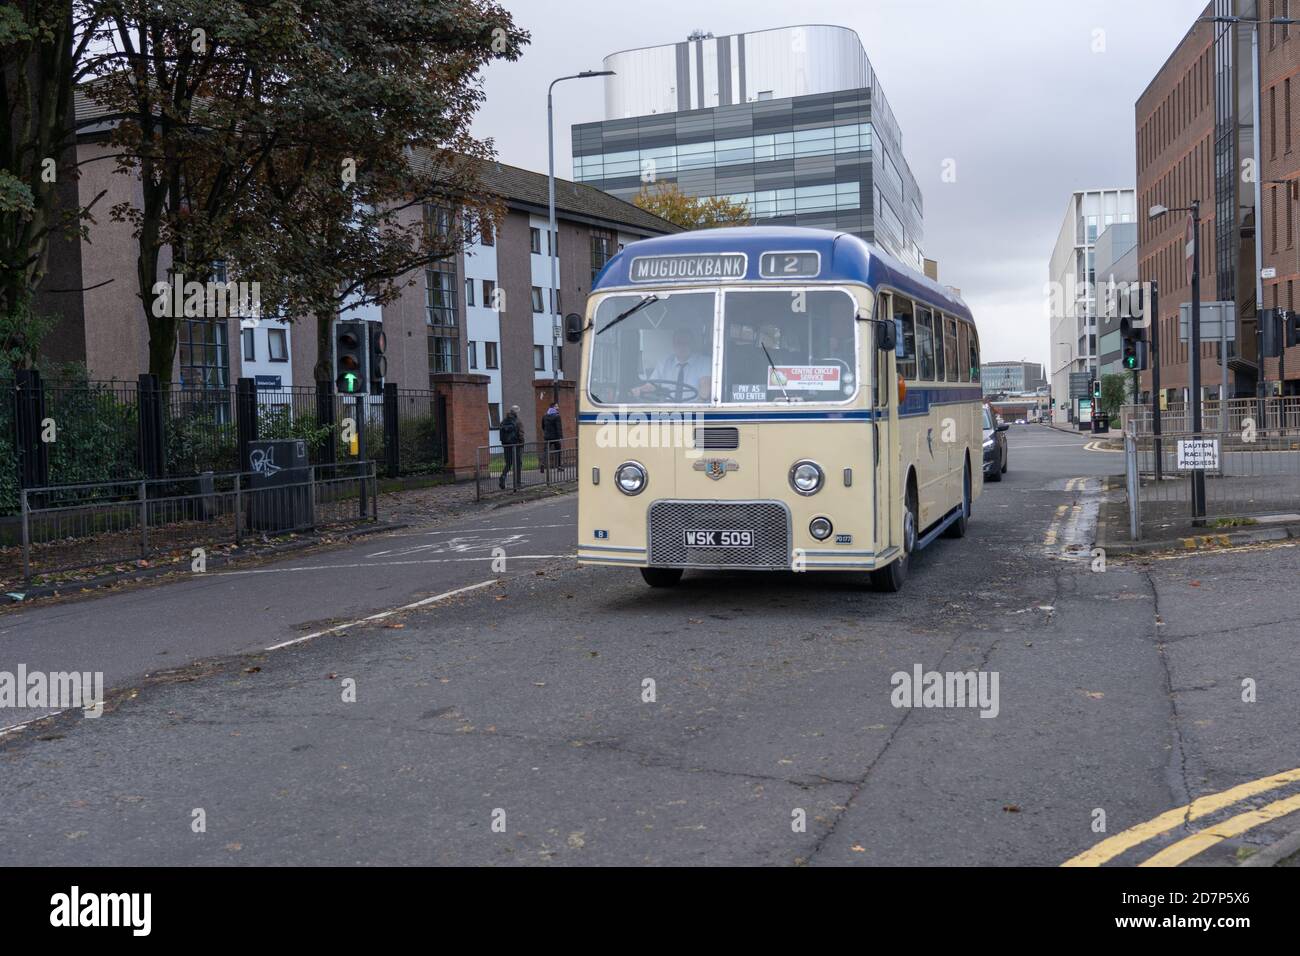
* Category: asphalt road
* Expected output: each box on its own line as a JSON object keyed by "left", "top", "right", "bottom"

{"left": 2, "top": 423, "right": 1299, "bottom": 866}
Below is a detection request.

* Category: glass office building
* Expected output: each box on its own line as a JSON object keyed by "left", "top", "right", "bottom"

{"left": 571, "top": 25, "right": 924, "bottom": 269}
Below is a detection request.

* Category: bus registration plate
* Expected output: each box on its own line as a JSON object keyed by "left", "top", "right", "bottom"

{"left": 684, "top": 529, "right": 754, "bottom": 548}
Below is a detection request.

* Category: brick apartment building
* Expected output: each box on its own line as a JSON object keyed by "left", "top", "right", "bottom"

{"left": 1137, "top": 0, "right": 1300, "bottom": 402}
{"left": 32, "top": 92, "right": 678, "bottom": 451}
{"left": 1259, "top": 0, "right": 1300, "bottom": 393}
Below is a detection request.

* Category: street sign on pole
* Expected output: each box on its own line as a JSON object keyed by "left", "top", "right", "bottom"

{"left": 1185, "top": 216, "right": 1194, "bottom": 284}
{"left": 1068, "top": 371, "right": 1091, "bottom": 398}
{"left": 1179, "top": 301, "right": 1235, "bottom": 342}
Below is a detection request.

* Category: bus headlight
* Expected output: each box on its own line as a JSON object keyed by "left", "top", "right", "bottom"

{"left": 789, "top": 460, "right": 824, "bottom": 496}
{"left": 809, "top": 516, "right": 833, "bottom": 540}
{"left": 615, "top": 461, "right": 648, "bottom": 495}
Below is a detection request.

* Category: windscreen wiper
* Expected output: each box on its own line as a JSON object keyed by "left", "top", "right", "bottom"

{"left": 761, "top": 341, "right": 790, "bottom": 402}
{"left": 597, "top": 295, "right": 659, "bottom": 335}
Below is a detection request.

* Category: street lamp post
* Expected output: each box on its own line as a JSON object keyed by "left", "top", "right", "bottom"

{"left": 1150, "top": 200, "right": 1205, "bottom": 521}
{"left": 547, "top": 69, "right": 615, "bottom": 402}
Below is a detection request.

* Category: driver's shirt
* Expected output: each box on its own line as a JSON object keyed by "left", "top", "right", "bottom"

{"left": 647, "top": 352, "right": 712, "bottom": 400}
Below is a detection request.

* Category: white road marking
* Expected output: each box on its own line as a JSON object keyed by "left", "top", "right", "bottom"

{"left": 0, "top": 708, "right": 68, "bottom": 738}
{"left": 373, "top": 523, "right": 572, "bottom": 540}
{"left": 265, "top": 579, "right": 499, "bottom": 651}
{"left": 216, "top": 554, "right": 573, "bottom": 576}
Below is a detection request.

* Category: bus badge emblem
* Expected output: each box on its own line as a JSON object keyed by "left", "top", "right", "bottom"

{"left": 694, "top": 458, "right": 739, "bottom": 481}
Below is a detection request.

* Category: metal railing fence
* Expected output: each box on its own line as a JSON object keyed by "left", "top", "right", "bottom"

{"left": 475, "top": 439, "right": 577, "bottom": 500}
{"left": 5, "top": 461, "right": 377, "bottom": 584}
{"left": 1123, "top": 430, "right": 1300, "bottom": 539}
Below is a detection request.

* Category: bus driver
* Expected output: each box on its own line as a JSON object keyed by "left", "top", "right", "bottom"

{"left": 634, "top": 327, "right": 712, "bottom": 403}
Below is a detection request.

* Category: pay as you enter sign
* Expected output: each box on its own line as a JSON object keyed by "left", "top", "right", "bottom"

{"left": 1176, "top": 438, "right": 1219, "bottom": 470}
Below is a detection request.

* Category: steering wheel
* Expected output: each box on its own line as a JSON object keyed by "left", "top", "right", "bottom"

{"left": 636, "top": 378, "right": 700, "bottom": 402}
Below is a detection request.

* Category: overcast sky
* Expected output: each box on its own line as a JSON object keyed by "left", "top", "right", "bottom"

{"left": 472, "top": 0, "right": 1209, "bottom": 368}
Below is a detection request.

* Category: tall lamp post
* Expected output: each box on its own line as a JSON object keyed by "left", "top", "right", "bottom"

{"left": 1150, "top": 200, "right": 1205, "bottom": 522}
{"left": 547, "top": 69, "right": 615, "bottom": 401}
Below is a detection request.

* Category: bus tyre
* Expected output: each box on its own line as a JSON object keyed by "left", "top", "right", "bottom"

{"left": 640, "top": 567, "right": 684, "bottom": 588}
{"left": 870, "top": 483, "right": 916, "bottom": 592}
{"left": 944, "top": 460, "right": 971, "bottom": 539}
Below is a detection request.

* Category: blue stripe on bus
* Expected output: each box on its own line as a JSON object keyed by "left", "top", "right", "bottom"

{"left": 578, "top": 410, "right": 877, "bottom": 423}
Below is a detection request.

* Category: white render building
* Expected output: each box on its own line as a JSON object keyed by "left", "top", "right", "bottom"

{"left": 1048, "top": 188, "right": 1136, "bottom": 422}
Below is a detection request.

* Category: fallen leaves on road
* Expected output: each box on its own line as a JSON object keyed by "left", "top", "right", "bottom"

{"left": 851, "top": 844, "right": 866, "bottom": 852}
{"left": 1002, "top": 804, "right": 1021, "bottom": 813}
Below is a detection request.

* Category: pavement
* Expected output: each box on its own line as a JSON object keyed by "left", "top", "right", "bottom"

{"left": 2, "top": 423, "right": 1299, "bottom": 866}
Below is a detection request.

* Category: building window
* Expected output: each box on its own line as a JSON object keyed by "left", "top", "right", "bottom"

{"left": 531, "top": 286, "right": 545, "bottom": 313}
{"left": 530, "top": 227, "right": 541, "bottom": 254}
{"left": 268, "top": 327, "right": 288, "bottom": 362}
{"left": 465, "top": 278, "right": 476, "bottom": 307}
{"left": 467, "top": 340, "right": 478, "bottom": 370}
{"left": 428, "top": 334, "right": 458, "bottom": 377}
{"left": 480, "top": 218, "right": 494, "bottom": 246}
{"left": 591, "top": 232, "right": 614, "bottom": 284}
{"left": 483, "top": 279, "right": 496, "bottom": 310}
{"left": 242, "top": 328, "right": 255, "bottom": 362}
{"left": 488, "top": 403, "right": 502, "bottom": 429}
{"left": 533, "top": 345, "right": 546, "bottom": 371}
{"left": 426, "top": 265, "right": 457, "bottom": 328}
{"left": 178, "top": 318, "right": 229, "bottom": 390}
{"left": 485, "top": 341, "right": 499, "bottom": 369}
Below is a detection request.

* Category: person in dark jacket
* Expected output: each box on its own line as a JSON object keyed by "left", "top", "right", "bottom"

{"left": 498, "top": 405, "right": 524, "bottom": 490}
{"left": 541, "top": 401, "right": 563, "bottom": 475}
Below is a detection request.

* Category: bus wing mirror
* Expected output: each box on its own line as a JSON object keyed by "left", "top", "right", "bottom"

{"left": 564, "top": 312, "right": 584, "bottom": 343}
{"left": 875, "top": 319, "right": 896, "bottom": 353}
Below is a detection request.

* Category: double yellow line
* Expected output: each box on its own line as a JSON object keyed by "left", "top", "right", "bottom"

{"left": 1062, "top": 767, "right": 1300, "bottom": 866}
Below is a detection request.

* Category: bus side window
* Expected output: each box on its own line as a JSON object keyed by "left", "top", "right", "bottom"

{"left": 969, "top": 325, "right": 981, "bottom": 382}
{"left": 929, "top": 307, "right": 946, "bottom": 381}
{"left": 916, "top": 307, "right": 936, "bottom": 381}
{"left": 893, "top": 295, "right": 917, "bottom": 380}
{"left": 958, "top": 322, "right": 971, "bottom": 383}
{"left": 944, "top": 316, "right": 959, "bottom": 382}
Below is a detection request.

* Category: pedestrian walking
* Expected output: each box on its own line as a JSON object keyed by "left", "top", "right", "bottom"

{"left": 542, "top": 401, "right": 563, "bottom": 475}
{"left": 498, "top": 405, "right": 524, "bottom": 490}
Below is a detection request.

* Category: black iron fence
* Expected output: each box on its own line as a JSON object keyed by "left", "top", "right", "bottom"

{"left": 4, "top": 372, "right": 446, "bottom": 515}
{"left": 475, "top": 439, "right": 577, "bottom": 500}
{"left": 3, "top": 461, "right": 377, "bottom": 585}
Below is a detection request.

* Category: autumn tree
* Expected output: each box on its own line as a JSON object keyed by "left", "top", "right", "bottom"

{"left": 1, "top": 0, "right": 108, "bottom": 368}
{"left": 633, "top": 181, "right": 751, "bottom": 231}
{"left": 223, "top": 1, "right": 524, "bottom": 384}
{"left": 90, "top": 0, "right": 525, "bottom": 386}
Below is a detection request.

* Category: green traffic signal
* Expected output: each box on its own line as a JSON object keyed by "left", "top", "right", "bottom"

{"left": 341, "top": 371, "right": 359, "bottom": 392}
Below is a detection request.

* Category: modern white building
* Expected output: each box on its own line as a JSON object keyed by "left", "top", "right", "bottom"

{"left": 573, "top": 24, "right": 924, "bottom": 268}
{"left": 1048, "top": 188, "right": 1136, "bottom": 422}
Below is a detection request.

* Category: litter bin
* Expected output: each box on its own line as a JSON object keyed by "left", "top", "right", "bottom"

{"left": 1092, "top": 413, "right": 1110, "bottom": 434}
{"left": 247, "top": 439, "right": 312, "bottom": 532}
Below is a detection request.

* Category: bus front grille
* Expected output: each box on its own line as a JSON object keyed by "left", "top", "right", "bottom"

{"left": 647, "top": 499, "right": 791, "bottom": 569}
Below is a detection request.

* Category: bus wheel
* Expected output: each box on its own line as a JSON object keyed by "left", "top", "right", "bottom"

{"left": 640, "top": 567, "right": 684, "bottom": 588}
{"left": 870, "top": 483, "right": 916, "bottom": 592}
{"left": 944, "top": 460, "right": 971, "bottom": 538}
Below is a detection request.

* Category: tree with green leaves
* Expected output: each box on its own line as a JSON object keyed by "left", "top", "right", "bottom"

{"left": 222, "top": 1, "right": 525, "bottom": 383}
{"left": 633, "top": 181, "right": 751, "bottom": 230}
{"left": 1, "top": 0, "right": 108, "bottom": 369}
{"left": 89, "top": 0, "right": 525, "bottom": 386}
{"left": 1098, "top": 372, "right": 1131, "bottom": 418}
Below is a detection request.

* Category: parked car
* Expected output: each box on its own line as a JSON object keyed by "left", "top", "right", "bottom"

{"left": 983, "top": 405, "right": 1009, "bottom": 481}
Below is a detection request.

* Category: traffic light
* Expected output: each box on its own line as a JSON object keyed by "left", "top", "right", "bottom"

{"left": 1092, "top": 379, "right": 1101, "bottom": 400}
{"left": 368, "top": 325, "right": 387, "bottom": 396}
{"left": 1287, "top": 309, "right": 1300, "bottom": 348}
{"left": 1120, "top": 316, "right": 1147, "bottom": 371}
{"left": 335, "top": 321, "right": 366, "bottom": 395}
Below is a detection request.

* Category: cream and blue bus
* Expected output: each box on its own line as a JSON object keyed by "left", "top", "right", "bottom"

{"left": 564, "top": 226, "right": 983, "bottom": 592}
